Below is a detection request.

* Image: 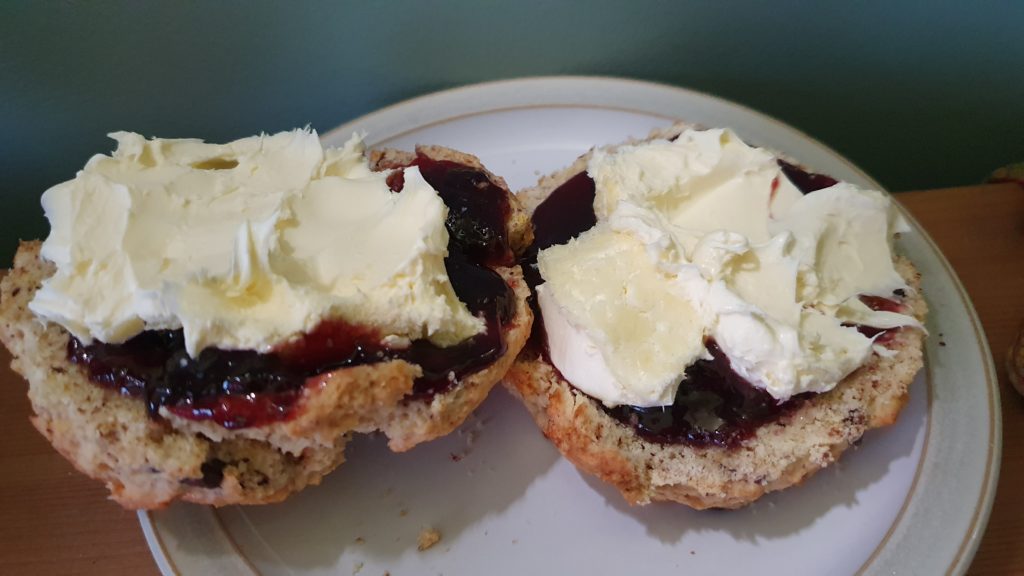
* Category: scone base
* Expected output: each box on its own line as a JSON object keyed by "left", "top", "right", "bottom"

{"left": 505, "top": 258, "right": 926, "bottom": 509}
{"left": 0, "top": 142, "right": 535, "bottom": 509}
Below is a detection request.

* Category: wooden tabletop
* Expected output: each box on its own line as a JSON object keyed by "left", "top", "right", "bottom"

{"left": 0, "top": 182, "right": 1021, "bottom": 575}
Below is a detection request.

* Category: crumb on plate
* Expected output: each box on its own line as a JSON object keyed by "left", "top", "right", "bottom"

{"left": 418, "top": 527, "right": 442, "bottom": 551}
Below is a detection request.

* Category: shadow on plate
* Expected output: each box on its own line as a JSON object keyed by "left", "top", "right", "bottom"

{"left": 210, "top": 387, "right": 561, "bottom": 571}
{"left": 189, "top": 371, "right": 925, "bottom": 571}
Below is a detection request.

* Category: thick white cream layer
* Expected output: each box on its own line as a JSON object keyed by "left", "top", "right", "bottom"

{"left": 538, "top": 128, "right": 922, "bottom": 406}
{"left": 537, "top": 224, "right": 704, "bottom": 407}
{"left": 30, "top": 129, "right": 483, "bottom": 356}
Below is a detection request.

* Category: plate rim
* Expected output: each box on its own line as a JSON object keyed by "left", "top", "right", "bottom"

{"left": 897, "top": 206, "right": 1002, "bottom": 574}
{"left": 321, "top": 75, "right": 887, "bottom": 190}
{"left": 140, "top": 75, "right": 1001, "bottom": 576}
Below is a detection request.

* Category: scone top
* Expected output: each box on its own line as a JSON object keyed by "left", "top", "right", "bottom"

{"left": 535, "top": 128, "right": 924, "bottom": 407}
{"left": 29, "top": 129, "right": 483, "bottom": 356}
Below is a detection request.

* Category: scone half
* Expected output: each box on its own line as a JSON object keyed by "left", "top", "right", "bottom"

{"left": 505, "top": 123, "right": 926, "bottom": 509}
{"left": 0, "top": 138, "right": 532, "bottom": 508}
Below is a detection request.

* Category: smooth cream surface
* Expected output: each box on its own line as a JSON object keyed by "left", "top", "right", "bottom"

{"left": 538, "top": 128, "right": 922, "bottom": 406}
{"left": 30, "top": 129, "right": 483, "bottom": 356}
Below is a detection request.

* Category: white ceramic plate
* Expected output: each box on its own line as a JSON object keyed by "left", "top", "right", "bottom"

{"left": 141, "top": 77, "right": 1000, "bottom": 576}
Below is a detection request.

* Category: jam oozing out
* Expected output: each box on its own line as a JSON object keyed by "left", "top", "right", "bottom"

{"left": 68, "top": 154, "right": 515, "bottom": 428}
{"left": 526, "top": 164, "right": 904, "bottom": 448}
{"left": 605, "top": 342, "right": 807, "bottom": 448}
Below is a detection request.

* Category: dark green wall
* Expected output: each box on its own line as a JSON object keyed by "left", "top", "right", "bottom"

{"left": 2, "top": 1, "right": 1022, "bottom": 264}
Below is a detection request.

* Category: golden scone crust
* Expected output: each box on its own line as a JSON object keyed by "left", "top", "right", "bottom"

{"left": 504, "top": 123, "right": 927, "bottom": 509}
{"left": 0, "top": 145, "right": 532, "bottom": 508}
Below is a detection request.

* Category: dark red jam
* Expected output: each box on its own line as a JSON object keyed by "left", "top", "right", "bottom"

{"left": 68, "top": 153, "right": 515, "bottom": 429}
{"left": 520, "top": 171, "right": 596, "bottom": 345}
{"left": 525, "top": 160, "right": 899, "bottom": 448}
{"left": 848, "top": 294, "right": 905, "bottom": 343}
{"left": 605, "top": 342, "right": 808, "bottom": 447}
{"left": 777, "top": 159, "right": 839, "bottom": 193}
{"left": 859, "top": 294, "right": 903, "bottom": 314}
{"left": 415, "top": 158, "right": 514, "bottom": 267}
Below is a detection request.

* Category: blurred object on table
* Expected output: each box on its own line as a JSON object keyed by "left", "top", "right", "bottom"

{"left": 1009, "top": 321, "right": 1024, "bottom": 397}
{"left": 988, "top": 163, "right": 1024, "bottom": 188}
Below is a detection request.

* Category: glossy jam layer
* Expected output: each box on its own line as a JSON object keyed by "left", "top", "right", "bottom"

{"left": 415, "top": 158, "right": 514, "bottom": 267}
{"left": 526, "top": 161, "right": 900, "bottom": 448}
{"left": 68, "top": 154, "right": 515, "bottom": 429}
{"left": 605, "top": 341, "right": 806, "bottom": 447}
{"left": 68, "top": 329, "right": 302, "bottom": 428}
{"left": 395, "top": 155, "right": 516, "bottom": 398}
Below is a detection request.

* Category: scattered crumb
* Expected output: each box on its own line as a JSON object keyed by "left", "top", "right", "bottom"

{"left": 383, "top": 572, "right": 390, "bottom": 576}
{"left": 418, "top": 528, "right": 442, "bottom": 551}
{"left": 353, "top": 561, "right": 364, "bottom": 574}
{"left": 512, "top": 539, "right": 518, "bottom": 545}
{"left": 690, "top": 550, "right": 696, "bottom": 555}
{"left": 450, "top": 414, "right": 488, "bottom": 461}
{"left": 354, "top": 536, "right": 365, "bottom": 544}
{"left": 939, "top": 341, "right": 947, "bottom": 347}
{"left": 399, "top": 508, "right": 408, "bottom": 517}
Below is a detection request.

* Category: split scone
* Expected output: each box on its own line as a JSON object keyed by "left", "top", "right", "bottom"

{"left": 0, "top": 130, "right": 532, "bottom": 508}
{"left": 505, "top": 124, "right": 926, "bottom": 509}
